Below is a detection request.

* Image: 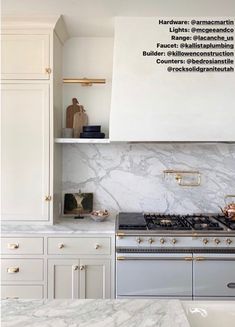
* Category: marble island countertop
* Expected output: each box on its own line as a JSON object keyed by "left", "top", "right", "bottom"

{"left": 1, "top": 299, "right": 190, "bottom": 327}
{"left": 1, "top": 215, "right": 116, "bottom": 235}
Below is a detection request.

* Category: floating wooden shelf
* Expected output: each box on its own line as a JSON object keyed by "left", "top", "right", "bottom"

{"left": 55, "top": 138, "right": 110, "bottom": 144}
{"left": 63, "top": 78, "right": 106, "bottom": 86}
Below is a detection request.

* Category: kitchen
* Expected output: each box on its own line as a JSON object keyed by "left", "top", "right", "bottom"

{"left": 1, "top": 0, "right": 235, "bottom": 326}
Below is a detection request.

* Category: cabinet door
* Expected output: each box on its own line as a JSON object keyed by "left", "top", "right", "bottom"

{"left": 1, "top": 83, "right": 50, "bottom": 222}
{"left": 80, "top": 259, "right": 110, "bottom": 299}
{"left": 193, "top": 255, "right": 235, "bottom": 297}
{"left": 1, "top": 34, "right": 50, "bottom": 79}
{"left": 48, "top": 259, "right": 79, "bottom": 299}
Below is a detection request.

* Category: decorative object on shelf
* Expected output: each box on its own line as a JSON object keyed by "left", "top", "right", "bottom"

{"left": 73, "top": 107, "right": 88, "bottom": 139}
{"left": 62, "top": 128, "right": 74, "bottom": 138}
{"left": 66, "top": 98, "right": 85, "bottom": 129}
{"left": 64, "top": 191, "right": 93, "bottom": 219}
{"left": 163, "top": 169, "right": 201, "bottom": 187}
{"left": 220, "top": 195, "right": 235, "bottom": 220}
{"left": 90, "top": 210, "right": 109, "bottom": 222}
{"left": 63, "top": 78, "right": 106, "bottom": 86}
{"left": 80, "top": 125, "right": 105, "bottom": 139}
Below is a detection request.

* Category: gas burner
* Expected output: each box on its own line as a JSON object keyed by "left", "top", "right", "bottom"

{"left": 215, "top": 217, "right": 235, "bottom": 230}
{"left": 144, "top": 213, "right": 191, "bottom": 230}
{"left": 185, "top": 216, "right": 223, "bottom": 231}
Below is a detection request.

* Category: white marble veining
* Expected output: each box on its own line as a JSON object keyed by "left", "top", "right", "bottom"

{"left": 1, "top": 299, "right": 190, "bottom": 327}
{"left": 1, "top": 216, "right": 115, "bottom": 234}
{"left": 63, "top": 143, "right": 235, "bottom": 215}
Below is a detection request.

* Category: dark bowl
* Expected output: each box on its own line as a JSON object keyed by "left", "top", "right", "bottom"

{"left": 83, "top": 125, "right": 101, "bottom": 133}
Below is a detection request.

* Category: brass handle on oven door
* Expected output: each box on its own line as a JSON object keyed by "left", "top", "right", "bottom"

{"left": 7, "top": 267, "right": 19, "bottom": 274}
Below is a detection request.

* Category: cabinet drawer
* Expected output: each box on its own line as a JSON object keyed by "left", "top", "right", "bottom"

{"left": 1, "top": 259, "right": 43, "bottom": 282}
{"left": 1, "top": 238, "right": 44, "bottom": 254}
{"left": 1, "top": 285, "right": 43, "bottom": 299}
{"left": 48, "top": 237, "right": 111, "bottom": 255}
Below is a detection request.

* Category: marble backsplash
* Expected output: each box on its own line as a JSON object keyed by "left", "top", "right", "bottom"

{"left": 62, "top": 143, "right": 235, "bottom": 215}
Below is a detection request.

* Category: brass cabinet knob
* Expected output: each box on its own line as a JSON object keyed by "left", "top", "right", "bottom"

{"left": 226, "top": 239, "right": 232, "bottom": 245}
{"left": 45, "top": 195, "right": 52, "bottom": 201}
{"left": 203, "top": 239, "right": 208, "bottom": 245}
{"left": 214, "top": 238, "right": 220, "bottom": 245}
{"left": 72, "top": 265, "right": 79, "bottom": 271}
{"left": 160, "top": 238, "right": 165, "bottom": 244}
{"left": 58, "top": 243, "right": 64, "bottom": 249}
{"left": 95, "top": 244, "right": 100, "bottom": 249}
{"left": 172, "top": 238, "right": 177, "bottom": 244}
{"left": 136, "top": 237, "right": 142, "bottom": 244}
{"left": 7, "top": 243, "right": 19, "bottom": 250}
{"left": 7, "top": 267, "right": 19, "bottom": 274}
{"left": 45, "top": 67, "right": 52, "bottom": 74}
{"left": 148, "top": 238, "right": 154, "bottom": 244}
{"left": 80, "top": 265, "right": 85, "bottom": 271}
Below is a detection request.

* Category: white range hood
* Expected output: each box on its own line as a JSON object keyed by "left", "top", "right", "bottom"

{"left": 109, "top": 17, "right": 235, "bottom": 142}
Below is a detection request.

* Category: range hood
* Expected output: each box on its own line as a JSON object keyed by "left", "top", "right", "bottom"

{"left": 109, "top": 18, "right": 235, "bottom": 142}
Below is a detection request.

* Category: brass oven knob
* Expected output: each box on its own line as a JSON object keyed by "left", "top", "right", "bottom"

{"left": 58, "top": 243, "right": 64, "bottom": 249}
{"left": 172, "top": 238, "right": 177, "bottom": 244}
{"left": 136, "top": 237, "right": 142, "bottom": 244}
{"left": 214, "top": 239, "right": 220, "bottom": 245}
{"left": 160, "top": 238, "right": 165, "bottom": 244}
{"left": 203, "top": 239, "right": 208, "bottom": 245}
{"left": 148, "top": 238, "right": 154, "bottom": 244}
{"left": 226, "top": 239, "right": 232, "bottom": 245}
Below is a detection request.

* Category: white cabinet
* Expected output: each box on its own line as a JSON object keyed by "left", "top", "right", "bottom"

{"left": 48, "top": 259, "right": 79, "bottom": 299}
{"left": 80, "top": 259, "right": 110, "bottom": 299}
{"left": 1, "top": 17, "right": 67, "bottom": 223}
{"left": 48, "top": 258, "right": 111, "bottom": 299}
{"left": 1, "top": 34, "right": 50, "bottom": 80}
{"left": 1, "top": 83, "right": 50, "bottom": 222}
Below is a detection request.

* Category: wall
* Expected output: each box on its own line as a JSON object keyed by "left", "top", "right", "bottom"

{"left": 63, "top": 37, "right": 113, "bottom": 136}
{"left": 62, "top": 143, "right": 235, "bottom": 215}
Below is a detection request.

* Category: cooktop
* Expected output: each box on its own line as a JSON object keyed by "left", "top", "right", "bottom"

{"left": 118, "top": 212, "right": 234, "bottom": 231}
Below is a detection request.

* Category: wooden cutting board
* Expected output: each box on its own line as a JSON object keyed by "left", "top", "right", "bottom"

{"left": 73, "top": 111, "right": 88, "bottom": 138}
{"left": 66, "top": 98, "right": 84, "bottom": 128}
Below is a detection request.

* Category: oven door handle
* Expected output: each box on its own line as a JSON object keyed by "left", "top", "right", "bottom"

{"left": 117, "top": 256, "right": 193, "bottom": 261}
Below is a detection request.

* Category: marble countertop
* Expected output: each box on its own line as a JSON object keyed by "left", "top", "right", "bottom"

{"left": 1, "top": 215, "right": 116, "bottom": 235}
{"left": 1, "top": 299, "right": 190, "bottom": 327}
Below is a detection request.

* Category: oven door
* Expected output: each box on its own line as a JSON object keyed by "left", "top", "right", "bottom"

{"left": 116, "top": 252, "right": 192, "bottom": 298}
{"left": 193, "top": 253, "right": 235, "bottom": 298}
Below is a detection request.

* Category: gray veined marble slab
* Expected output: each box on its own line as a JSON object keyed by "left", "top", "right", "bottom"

{"left": 1, "top": 216, "right": 116, "bottom": 235}
{"left": 63, "top": 143, "right": 235, "bottom": 214}
{"left": 1, "top": 299, "right": 190, "bottom": 327}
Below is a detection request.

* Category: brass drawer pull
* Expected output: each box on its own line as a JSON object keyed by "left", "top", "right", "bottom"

{"left": 7, "top": 243, "right": 19, "bottom": 250}
{"left": 184, "top": 257, "right": 193, "bottom": 261}
{"left": 58, "top": 243, "right": 64, "bottom": 249}
{"left": 7, "top": 267, "right": 19, "bottom": 274}
{"left": 195, "top": 257, "right": 205, "bottom": 261}
{"left": 95, "top": 244, "right": 100, "bottom": 250}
